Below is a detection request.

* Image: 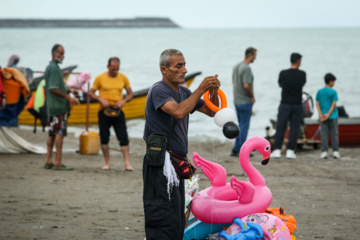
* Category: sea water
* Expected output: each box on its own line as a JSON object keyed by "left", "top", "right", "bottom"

{"left": 1, "top": 28, "right": 359, "bottom": 143}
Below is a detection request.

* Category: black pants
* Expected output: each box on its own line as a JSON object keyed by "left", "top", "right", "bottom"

{"left": 274, "top": 103, "right": 303, "bottom": 150}
{"left": 142, "top": 156, "right": 185, "bottom": 240}
{"left": 98, "top": 110, "right": 129, "bottom": 146}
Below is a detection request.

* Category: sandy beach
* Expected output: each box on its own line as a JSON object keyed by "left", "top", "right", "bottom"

{"left": 0, "top": 127, "right": 359, "bottom": 240}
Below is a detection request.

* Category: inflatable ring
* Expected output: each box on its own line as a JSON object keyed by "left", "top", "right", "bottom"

{"left": 220, "top": 213, "right": 291, "bottom": 240}
{"left": 242, "top": 213, "right": 292, "bottom": 240}
{"left": 203, "top": 89, "right": 227, "bottom": 113}
{"left": 191, "top": 137, "right": 272, "bottom": 224}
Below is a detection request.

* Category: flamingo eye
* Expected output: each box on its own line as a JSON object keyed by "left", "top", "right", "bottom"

{"left": 264, "top": 145, "right": 270, "bottom": 151}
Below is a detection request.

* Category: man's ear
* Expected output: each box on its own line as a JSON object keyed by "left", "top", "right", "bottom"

{"left": 160, "top": 65, "right": 167, "bottom": 74}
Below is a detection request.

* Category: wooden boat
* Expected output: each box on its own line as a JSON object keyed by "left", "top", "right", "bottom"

{"left": 18, "top": 71, "right": 201, "bottom": 125}
{"left": 304, "top": 117, "right": 360, "bottom": 146}
{"left": 266, "top": 117, "right": 360, "bottom": 149}
{"left": 265, "top": 94, "right": 360, "bottom": 148}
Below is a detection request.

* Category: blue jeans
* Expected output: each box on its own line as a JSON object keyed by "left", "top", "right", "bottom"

{"left": 0, "top": 95, "right": 25, "bottom": 127}
{"left": 232, "top": 103, "right": 253, "bottom": 152}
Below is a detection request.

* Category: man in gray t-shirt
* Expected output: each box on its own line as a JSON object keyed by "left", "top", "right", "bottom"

{"left": 231, "top": 47, "right": 257, "bottom": 157}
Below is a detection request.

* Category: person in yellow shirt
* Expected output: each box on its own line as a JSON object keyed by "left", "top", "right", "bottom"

{"left": 88, "top": 57, "right": 134, "bottom": 171}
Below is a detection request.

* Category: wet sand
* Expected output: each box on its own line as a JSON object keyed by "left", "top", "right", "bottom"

{"left": 0, "top": 127, "right": 359, "bottom": 240}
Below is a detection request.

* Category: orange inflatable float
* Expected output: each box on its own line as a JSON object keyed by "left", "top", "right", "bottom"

{"left": 265, "top": 207, "right": 297, "bottom": 234}
{"left": 203, "top": 89, "right": 227, "bottom": 113}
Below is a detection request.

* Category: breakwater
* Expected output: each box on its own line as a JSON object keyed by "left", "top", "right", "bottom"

{"left": 0, "top": 17, "right": 180, "bottom": 28}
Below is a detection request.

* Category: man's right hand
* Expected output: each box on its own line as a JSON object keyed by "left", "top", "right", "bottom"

{"left": 67, "top": 96, "right": 80, "bottom": 105}
{"left": 69, "top": 88, "right": 80, "bottom": 98}
{"left": 88, "top": 89, "right": 110, "bottom": 108}
{"left": 198, "top": 74, "right": 220, "bottom": 94}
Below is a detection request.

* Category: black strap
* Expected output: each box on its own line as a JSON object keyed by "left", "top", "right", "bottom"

{"left": 280, "top": 207, "right": 285, "bottom": 215}
{"left": 33, "top": 117, "right": 37, "bottom": 133}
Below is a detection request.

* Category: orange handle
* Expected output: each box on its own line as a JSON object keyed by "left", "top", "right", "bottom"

{"left": 203, "top": 89, "right": 227, "bottom": 113}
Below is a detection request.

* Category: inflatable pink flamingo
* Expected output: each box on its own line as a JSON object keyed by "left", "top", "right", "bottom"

{"left": 191, "top": 136, "right": 272, "bottom": 224}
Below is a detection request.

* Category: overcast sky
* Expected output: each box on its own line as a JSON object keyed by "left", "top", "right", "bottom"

{"left": 1, "top": 0, "right": 359, "bottom": 28}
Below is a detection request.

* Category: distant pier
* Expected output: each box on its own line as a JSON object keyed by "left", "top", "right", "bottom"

{"left": 0, "top": 17, "right": 180, "bottom": 28}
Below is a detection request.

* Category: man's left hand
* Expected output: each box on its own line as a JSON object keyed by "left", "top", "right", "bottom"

{"left": 199, "top": 74, "right": 221, "bottom": 94}
{"left": 69, "top": 88, "right": 80, "bottom": 98}
{"left": 115, "top": 99, "right": 126, "bottom": 108}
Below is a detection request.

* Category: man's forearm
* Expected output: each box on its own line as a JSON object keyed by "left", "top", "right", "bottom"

{"left": 169, "top": 89, "right": 204, "bottom": 120}
{"left": 50, "top": 88, "right": 69, "bottom": 100}
{"left": 243, "top": 83, "right": 254, "bottom": 99}
{"left": 245, "top": 88, "right": 254, "bottom": 99}
{"left": 316, "top": 102, "right": 322, "bottom": 117}
{"left": 123, "top": 93, "right": 134, "bottom": 103}
{"left": 88, "top": 90, "right": 100, "bottom": 101}
{"left": 327, "top": 102, "right": 337, "bottom": 116}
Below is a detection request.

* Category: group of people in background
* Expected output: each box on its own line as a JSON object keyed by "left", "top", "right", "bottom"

{"left": 43, "top": 44, "right": 134, "bottom": 171}
{"left": 231, "top": 47, "right": 340, "bottom": 160}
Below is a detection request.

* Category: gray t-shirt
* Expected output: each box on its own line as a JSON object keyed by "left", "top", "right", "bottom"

{"left": 144, "top": 81, "right": 204, "bottom": 156}
{"left": 232, "top": 62, "right": 254, "bottom": 105}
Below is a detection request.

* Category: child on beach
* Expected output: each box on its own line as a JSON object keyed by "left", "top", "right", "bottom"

{"left": 316, "top": 73, "right": 340, "bottom": 159}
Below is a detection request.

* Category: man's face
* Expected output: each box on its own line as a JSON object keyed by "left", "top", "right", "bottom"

{"left": 161, "top": 55, "right": 187, "bottom": 84}
{"left": 54, "top": 46, "right": 65, "bottom": 64}
{"left": 250, "top": 51, "right": 257, "bottom": 63}
{"left": 329, "top": 80, "right": 335, "bottom": 87}
{"left": 107, "top": 61, "right": 120, "bottom": 77}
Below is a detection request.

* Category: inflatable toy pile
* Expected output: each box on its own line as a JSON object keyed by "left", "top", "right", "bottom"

{"left": 183, "top": 136, "right": 297, "bottom": 240}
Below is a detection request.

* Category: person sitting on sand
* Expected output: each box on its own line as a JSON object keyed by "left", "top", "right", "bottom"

{"left": 88, "top": 57, "right": 134, "bottom": 171}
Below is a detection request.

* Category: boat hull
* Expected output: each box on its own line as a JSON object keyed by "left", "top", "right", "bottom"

{"left": 304, "top": 118, "right": 360, "bottom": 146}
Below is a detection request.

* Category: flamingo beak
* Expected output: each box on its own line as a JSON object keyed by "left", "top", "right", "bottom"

{"left": 262, "top": 158, "right": 270, "bottom": 165}
{"left": 262, "top": 151, "right": 271, "bottom": 165}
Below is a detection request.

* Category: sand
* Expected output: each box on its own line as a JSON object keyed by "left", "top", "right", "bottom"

{"left": 0, "top": 127, "right": 359, "bottom": 240}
